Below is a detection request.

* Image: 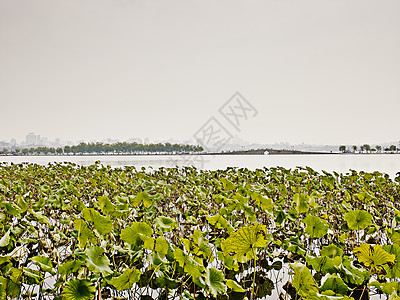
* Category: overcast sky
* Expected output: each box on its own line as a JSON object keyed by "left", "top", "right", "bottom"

{"left": 1, "top": 0, "right": 399, "bottom": 145}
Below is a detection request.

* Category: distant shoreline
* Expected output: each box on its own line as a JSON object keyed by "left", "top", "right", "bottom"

{"left": 1, "top": 150, "right": 399, "bottom": 157}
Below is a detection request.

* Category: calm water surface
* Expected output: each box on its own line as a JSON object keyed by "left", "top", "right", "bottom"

{"left": 1, "top": 154, "right": 399, "bottom": 177}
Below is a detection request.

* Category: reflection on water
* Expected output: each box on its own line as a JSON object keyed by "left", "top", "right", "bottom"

{"left": 1, "top": 154, "right": 399, "bottom": 177}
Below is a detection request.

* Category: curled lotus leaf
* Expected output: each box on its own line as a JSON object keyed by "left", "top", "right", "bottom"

{"left": 320, "top": 273, "right": 350, "bottom": 294}
{"left": 154, "top": 216, "right": 177, "bottom": 231}
{"left": 205, "top": 267, "right": 227, "bottom": 297}
{"left": 291, "top": 262, "right": 319, "bottom": 297}
{"left": 85, "top": 246, "right": 112, "bottom": 276}
{"left": 383, "top": 244, "right": 400, "bottom": 278}
{"left": 0, "top": 229, "right": 10, "bottom": 247}
{"left": 110, "top": 268, "right": 142, "bottom": 291}
{"left": 320, "top": 244, "right": 343, "bottom": 258}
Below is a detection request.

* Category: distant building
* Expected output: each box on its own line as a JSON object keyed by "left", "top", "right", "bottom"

{"left": 10, "top": 139, "right": 16, "bottom": 146}
{"left": 26, "top": 133, "right": 37, "bottom": 145}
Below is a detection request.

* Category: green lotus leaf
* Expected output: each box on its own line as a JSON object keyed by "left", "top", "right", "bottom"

{"left": 16, "top": 196, "right": 28, "bottom": 213}
{"left": 196, "top": 240, "right": 212, "bottom": 259}
{"left": 205, "top": 267, "right": 227, "bottom": 297}
{"left": 58, "top": 260, "right": 84, "bottom": 276}
{"left": 173, "top": 248, "right": 203, "bottom": 278}
{"left": 354, "top": 243, "right": 395, "bottom": 273}
{"left": 85, "top": 246, "right": 112, "bottom": 276}
{"left": 174, "top": 247, "right": 186, "bottom": 267}
{"left": 369, "top": 281, "right": 400, "bottom": 296}
{"left": 339, "top": 256, "right": 369, "bottom": 286}
{"left": 155, "top": 276, "right": 180, "bottom": 289}
{"left": 306, "top": 255, "right": 341, "bottom": 275}
{"left": 147, "top": 252, "right": 169, "bottom": 267}
{"left": 98, "top": 196, "right": 115, "bottom": 214}
{"left": 291, "top": 262, "right": 319, "bottom": 297}
{"left": 0, "top": 268, "right": 21, "bottom": 298}
{"left": 344, "top": 210, "right": 373, "bottom": 230}
{"left": 271, "top": 260, "right": 283, "bottom": 270}
{"left": 30, "top": 210, "right": 50, "bottom": 225}
{"left": 221, "top": 177, "right": 235, "bottom": 190}
{"left": 217, "top": 251, "right": 239, "bottom": 271}
{"left": 221, "top": 223, "right": 269, "bottom": 263}
{"left": 90, "top": 209, "right": 113, "bottom": 235}
{"left": 155, "top": 236, "right": 169, "bottom": 257}
{"left": 206, "top": 215, "right": 234, "bottom": 233}
{"left": 9, "top": 245, "right": 28, "bottom": 260}
{"left": 320, "top": 273, "right": 350, "bottom": 294}
{"left": 23, "top": 267, "right": 44, "bottom": 285}
{"left": 275, "top": 209, "right": 286, "bottom": 226}
{"left": 110, "top": 268, "right": 141, "bottom": 291}
{"left": 252, "top": 192, "right": 274, "bottom": 212}
{"left": 74, "top": 219, "right": 96, "bottom": 248}
{"left": 0, "top": 255, "right": 10, "bottom": 266}
{"left": 0, "top": 202, "right": 20, "bottom": 217}
{"left": 154, "top": 216, "right": 177, "bottom": 232}
{"left": 121, "top": 222, "right": 153, "bottom": 246}
{"left": 304, "top": 215, "right": 328, "bottom": 238}
{"left": 0, "top": 229, "right": 10, "bottom": 247}
{"left": 143, "top": 236, "right": 154, "bottom": 250}
{"left": 389, "top": 231, "right": 400, "bottom": 245}
{"left": 31, "top": 256, "right": 55, "bottom": 275}
{"left": 131, "top": 192, "right": 152, "bottom": 208}
{"left": 294, "top": 193, "right": 309, "bottom": 214}
{"left": 321, "top": 244, "right": 343, "bottom": 258}
{"left": 383, "top": 244, "right": 400, "bottom": 278}
{"left": 62, "top": 279, "right": 95, "bottom": 300}
{"left": 226, "top": 279, "right": 245, "bottom": 292}
{"left": 389, "top": 291, "right": 400, "bottom": 300}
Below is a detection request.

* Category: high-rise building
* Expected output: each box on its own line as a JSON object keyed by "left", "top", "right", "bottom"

{"left": 26, "top": 133, "right": 37, "bottom": 145}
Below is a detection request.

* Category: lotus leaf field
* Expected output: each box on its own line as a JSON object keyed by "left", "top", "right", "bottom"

{"left": 0, "top": 162, "right": 400, "bottom": 300}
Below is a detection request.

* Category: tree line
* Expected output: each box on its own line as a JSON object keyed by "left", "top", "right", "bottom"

{"left": 339, "top": 144, "right": 399, "bottom": 153}
{"left": 0, "top": 142, "right": 204, "bottom": 155}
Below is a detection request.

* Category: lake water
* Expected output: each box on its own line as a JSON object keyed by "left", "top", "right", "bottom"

{"left": 1, "top": 154, "right": 399, "bottom": 178}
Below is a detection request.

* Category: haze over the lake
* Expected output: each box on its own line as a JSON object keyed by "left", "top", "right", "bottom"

{"left": 1, "top": 0, "right": 399, "bottom": 145}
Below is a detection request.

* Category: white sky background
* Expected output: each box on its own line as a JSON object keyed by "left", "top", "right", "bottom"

{"left": 0, "top": 0, "right": 399, "bottom": 145}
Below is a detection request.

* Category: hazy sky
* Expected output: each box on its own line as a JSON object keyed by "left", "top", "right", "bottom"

{"left": 1, "top": 0, "right": 399, "bottom": 145}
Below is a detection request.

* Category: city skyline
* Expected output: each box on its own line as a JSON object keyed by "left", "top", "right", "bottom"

{"left": 1, "top": 131, "right": 399, "bottom": 154}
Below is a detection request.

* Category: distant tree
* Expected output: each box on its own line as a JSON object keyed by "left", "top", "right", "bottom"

{"left": 390, "top": 145, "right": 397, "bottom": 152}
{"left": 64, "top": 146, "right": 71, "bottom": 154}
{"left": 376, "top": 145, "right": 382, "bottom": 152}
{"left": 339, "top": 145, "right": 346, "bottom": 153}
{"left": 361, "top": 144, "right": 371, "bottom": 153}
{"left": 352, "top": 145, "right": 357, "bottom": 152}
